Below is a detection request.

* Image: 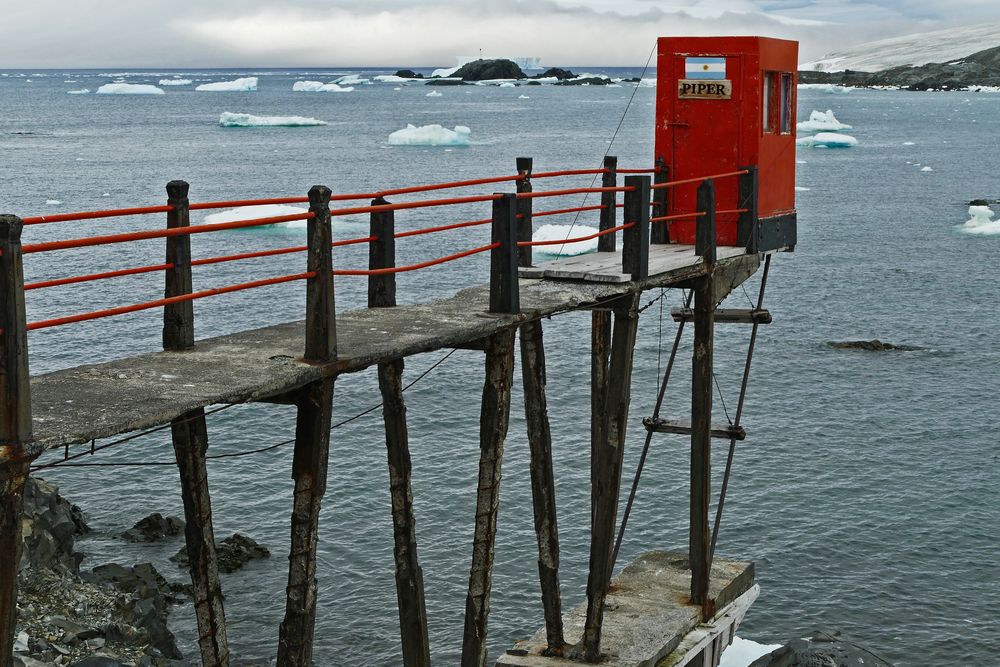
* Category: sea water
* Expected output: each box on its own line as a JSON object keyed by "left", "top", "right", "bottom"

{"left": 1, "top": 69, "right": 998, "bottom": 666}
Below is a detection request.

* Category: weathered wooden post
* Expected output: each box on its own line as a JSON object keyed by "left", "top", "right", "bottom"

{"left": 489, "top": 193, "right": 519, "bottom": 315}
{"left": 622, "top": 175, "right": 651, "bottom": 280}
{"left": 650, "top": 156, "right": 670, "bottom": 244}
{"left": 598, "top": 155, "right": 618, "bottom": 252}
{"left": 163, "top": 181, "right": 231, "bottom": 667}
{"left": 0, "top": 215, "right": 34, "bottom": 667}
{"left": 736, "top": 166, "right": 759, "bottom": 252}
{"left": 370, "top": 199, "right": 432, "bottom": 667}
{"left": 516, "top": 157, "right": 533, "bottom": 268}
{"left": 278, "top": 185, "right": 336, "bottom": 667}
{"left": 690, "top": 179, "right": 717, "bottom": 615}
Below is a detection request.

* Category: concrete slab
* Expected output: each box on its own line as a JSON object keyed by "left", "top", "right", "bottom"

{"left": 496, "top": 551, "right": 754, "bottom": 667}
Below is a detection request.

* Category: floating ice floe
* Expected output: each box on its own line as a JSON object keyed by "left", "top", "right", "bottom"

{"left": 966, "top": 85, "right": 1000, "bottom": 93}
{"left": 335, "top": 74, "right": 369, "bottom": 86}
{"left": 960, "top": 205, "right": 1000, "bottom": 235}
{"left": 718, "top": 636, "right": 783, "bottom": 667}
{"left": 921, "top": 166, "right": 933, "bottom": 172}
{"left": 795, "top": 186, "right": 810, "bottom": 191}
{"left": 388, "top": 124, "right": 470, "bottom": 146}
{"left": 902, "top": 141, "right": 916, "bottom": 145}
{"left": 498, "top": 82, "right": 516, "bottom": 88}
{"left": 373, "top": 74, "right": 422, "bottom": 83}
{"left": 203, "top": 204, "right": 309, "bottom": 229}
{"left": 797, "top": 83, "right": 851, "bottom": 93}
{"left": 797, "top": 109, "right": 852, "bottom": 132}
{"left": 96, "top": 83, "right": 165, "bottom": 95}
{"left": 518, "top": 94, "right": 530, "bottom": 99}
{"left": 532, "top": 224, "right": 599, "bottom": 257}
{"left": 46, "top": 199, "right": 62, "bottom": 205}
{"left": 196, "top": 77, "right": 258, "bottom": 92}
{"left": 159, "top": 78, "right": 192, "bottom": 86}
{"left": 426, "top": 90, "right": 443, "bottom": 97}
{"left": 292, "top": 81, "right": 354, "bottom": 93}
{"left": 796, "top": 132, "right": 858, "bottom": 148}
{"left": 67, "top": 89, "right": 90, "bottom": 95}
{"left": 219, "top": 112, "right": 327, "bottom": 127}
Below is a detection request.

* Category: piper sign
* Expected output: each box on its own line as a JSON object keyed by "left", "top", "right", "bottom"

{"left": 678, "top": 57, "right": 732, "bottom": 99}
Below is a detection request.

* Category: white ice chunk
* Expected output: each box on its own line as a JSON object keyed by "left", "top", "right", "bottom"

{"left": 292, "top": 80, "right": 354, "bottom": 92}
{"left": 797, "top": 83, "right": 852, "bottom": 93}
{"left": 431, "top": 66, "right": 461, "bottom": 78}
{"left": 159, "top": 78, "right": 193, "bottom": 86}
{"left": 718, "top": 637, "right": 783, "bottom": 667}
{"left": 196, "top": 77, "right": 258, "bottom": 92}
{"left": 796, "top": 132, "right": 858, "bottom": 148}
{"left": 203, "top": 204, "right": 309, "bottom": 229}
{"left": 96, "top": 83, "right": 165, "bottom": 95}
{"left": 219, "top": 112, "right": 327, "bottom": 127}
{"left": 387, "top": 124, "right": 470, "bottom": 146}
{"left": 797, "top": 109, "right": 852, "bottom": 132}
{"left": 46, "top": 199, "right": 62, "bottom": 205}
{"left": 795, "top": 186, "right": 810, "bottom": 191}
{"left": 921, "top": 166, "right": 933, "bottom": 172}
{"left": 67, "top": 88, "right": 91, "bottom": 94}
{"left": 966, "top": 85, "right": 1000, "bottom": 92}
{"left": 902, "top": 141, "right": 916, "bottom": 145}
{"left": 374, "top": 74, "right": 423, "bottom": 83}
{"left": 960, "top": 205, "right": 1000, "bottom": 235}
{"left": 334, "top": 74, "right": 369, "bottom": 86}
{"left": 426, "top": 90, "right": 443, "bottom": 97}
{"left": 518, "top": 94, "right": 530, "bottom": 99}
{"left": 532, "top": 224, "right": 599, "bottom": 257}
{"left": 498, "top": 82, "right": 516, "bottom": 87}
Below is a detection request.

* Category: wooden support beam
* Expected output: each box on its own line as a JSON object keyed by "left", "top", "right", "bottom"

{"left": 490, "top": 194, "right": 520, "bottom": 314}
{"left": 305, "top": 185, "right": 336, "bottom": 362}
{"left": 278, "top": 378, "right": 335, "bottom": 667}
{"left": 598, "top": 156, "right": 618, "bottom": 252}
{"left": 590, "top": 311, "right": 611, "bottom": 529}
{"left": 163, "top": 182, "right": 231, "bottom": 667}
{"left": 368, "top": 197, "right": 396, "bottom": 308}
{"left": 690, "top": 180, "right": 717, "bottom": 616}
{"left": 643, "top": 418, "right": 746, "bottom": 441}
{"left": 461, "top": 329, "right": 516, "bottom": 667}
{"left": 573, "top": 293, "right": 641, "bottom": 662}
{"left": 516, "top": 157, "right": 534, "bottom": 268}
{"left": 671, "top": 308, "right": 771, "bottom": 325}
{"left": 736, "top": 166, "right": 759, "bottom": 252}
{"left": 622, "top": 175, "right": 650, "bottom": 280}
{"left": 650, "top": 156, "right": 670, "bottom": 244}
{"left": 1, "top": 214, "right": 35, "bottom": 667}
{"left": 518, "top": 320, "right": 565, "bottom": 653}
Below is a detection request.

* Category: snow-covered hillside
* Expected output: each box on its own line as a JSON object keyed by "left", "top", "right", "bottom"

{"left": 801, "top": 23, "right": 1000, "bottom": 72}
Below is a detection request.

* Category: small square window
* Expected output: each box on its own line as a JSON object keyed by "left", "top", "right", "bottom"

{"left": 780, "top": 73, "right": 793, "bottom": 134}
{"left": 762, "top": 74, "right": 773, "bottom": 133}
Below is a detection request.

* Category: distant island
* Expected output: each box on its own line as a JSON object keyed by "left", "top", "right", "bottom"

{"left": 397, "top": 59, "right": 639, "bottom": 86}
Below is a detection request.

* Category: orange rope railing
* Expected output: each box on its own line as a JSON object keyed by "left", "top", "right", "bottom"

{"left": 650, "top": 170, "right": 748, "bottom": 190}
{"left": 517, "top": 223, "right": 634, "bottom": 247}
{"left": 22, "top": 205, "right": 174, "bottom": 226}
{"left": 333, "top": 243, "right": 498, "bottom": 276}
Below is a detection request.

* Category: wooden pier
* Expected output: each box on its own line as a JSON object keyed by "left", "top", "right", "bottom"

{"left": 1, "top": 161, "right": 791, "bottom": 667}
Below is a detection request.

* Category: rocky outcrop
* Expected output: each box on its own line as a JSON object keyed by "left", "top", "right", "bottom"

{"left": 749, "top": 629, "right": 894, "bottom": 666}
{"left": 534, "top": 67, "right": 575, "bottom": 80}
{"left": 20, "top": 477, "right": 89, "bottom": 574}
{"left": 172, "top": 533, "right": 269, "bottom": 573}
{"left": 120, "top": 514, "right": 183, "bottom": 543}
{"left": 828, "top": 340, "right": 920, "bottom": 351}
{"left": 554, "top": 76, "right": 613, "bottom": 86}
{"left": 799, "top": 44, "right": 1000, "bottom": 90}
{"left": 451, "top": 59, "right": 526, "bottom": 81}
{"left": 394, "top": 69, "right": 423, "bottom": 78}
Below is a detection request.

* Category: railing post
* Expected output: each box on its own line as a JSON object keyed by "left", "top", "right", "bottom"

{"left": 650, "top": 156, "right": 670, "bottom": 244}
{"left": 369, "top": 197, "right": 396, "bottom": 308}
{"left": 598, "top": 155, "right": 618, "bottom": 252}
{"left": 696, "top": 179, "right": 717, "bottom": 265}
{"left": 622, "top": 175, "right": 650, "bottom": 280}
{"left": 736, "top": 166, "right": 759, "bottom": 252}
{"left": 515, "top": 157, "right": 533, "bottom": 268}
{"left": 305, "top": 185, "right": 336, "bottom": 362}
{"left": 0, "top": 214, "right": 33, "bottom": 667}
{"left": 489, "top": 193, "right": 519, "bottom": 314}
{"left": 164, "top": 180, "right": 194, "bottom": 350}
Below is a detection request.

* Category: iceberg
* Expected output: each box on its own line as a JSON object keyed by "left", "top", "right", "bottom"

{"left": 532, "top": 224, "right": 599, "bottom": 257}
{"left": 718, "top": 637, "right": 783, "bottom": 667}
{"left": 796, "top": 132, "right": 858, "bottom": 148}
{"left": 159, "top": 78, "right": 192, "bottom": 86}
{"left": 797, "top": 83, "right": 851, "bottom": 94}
{"left": 67, "top": 89, "right": 90, "bottom": 95}
{"left": 426, "top": 90, "right": 443, "bottom": 97}
{"left": 797, "top": 110, "right": 852, "bottom": 132}
{"left": 374, "top": 74, "right": 422, "bottom": 83}
{"left": 196, "top": 77, "right": 258, "bottom": 92}
{"left": 219, "top": 112, "right": 327, "bottom": 127}
{"left": 96, "top": 83, "right": 165, "bottom": 95}
{"left": 292, "top": 81, "right": 354, "bottom": 93}
{"left": 388, "top": 124, "right": 470, "bottom": 146}
{"left": 203, "top": 204, "right": 309, "bottom": 229}
{"left": 920, "top": 166, "right": 933, "bottom": 172}
{"left": 960, "top": 205, "right": 1000, "bottom": 235}
{"left": 335, "top": 74, "right": 369, "bottom": 86}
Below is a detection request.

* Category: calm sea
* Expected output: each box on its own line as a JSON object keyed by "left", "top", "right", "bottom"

{"left": 1, "top": 67, "right": 998, "bottom": 666}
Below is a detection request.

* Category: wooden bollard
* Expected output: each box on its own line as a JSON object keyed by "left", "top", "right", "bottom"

{"left": 304, "top": 185, "right": 336, "bottom": 362}
{"left": 650, "top": 156, "right": 670, "bottom": 244}
{"left": 515, "top": 157, "right": 533, "bottom": 268}
{"left": 622, "top": 175, "right": 650, "bottom": 280}
{"left": 0, "top": 214, "right": 33, "bottom": 667}
{"left": 369, "top": 197, "right": 396, "bottom": 308}
{"left": 598, "top": 155, "right": 618, "bottom": 252}
{"left": 489, "top": 193, "right": 519, "bottom": 314}
{"left": 164, "top": 181, "right": 195, "bottom": 350}
{"left": 736, "top": 166, "right": 759, "bottom": 252}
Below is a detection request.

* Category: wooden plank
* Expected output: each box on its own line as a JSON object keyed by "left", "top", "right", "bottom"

{"left": 670, "top": 308, "right": 771, "bottom": 325}
{"left": 643, "top": 418, "right": 746, "bottom": 441}
{"left": 461, "top": 329, "right": 516, "bottom": 667}
{"left": 277, "top": 378, "right": 335, "bottom": 667}
{"left": 305, "top": 186, "right": 336, "bottom": 362}
{"left": 519, "top": 320, "right": 565, "bottom": 653}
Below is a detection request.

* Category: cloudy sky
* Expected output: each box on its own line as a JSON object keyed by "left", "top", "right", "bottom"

{"left": 3, "top": 0, "right": 998, "bottom": 68}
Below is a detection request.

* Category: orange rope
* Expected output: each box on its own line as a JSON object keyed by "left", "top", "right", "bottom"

{"left": 334, "top": 243, "right": 498, "bottom": 276}
{"left": 517, "top": 223, "right": 634, "bottom": 247}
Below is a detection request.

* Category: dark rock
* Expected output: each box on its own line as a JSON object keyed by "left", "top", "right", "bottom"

{"left": 828, "top": 339, "right": 920, "bottom": 351}
{"left": 69, "top": 657, "right": 130, "bottom": 667}
{"left": 20, "top": 477, "right": 89, "bottom": 575}
{"left": 452, "top": 58, "right": 526, "bottom": 81}
{"left": 749, "top": 629, "right": 894, "bottom": 666}
{"left": 120, "top": 514, "right": 184, "bottom": 543}
{"left": 534, "top": 67, "right": 575, "bottom": 80}
{"left": 425, "top": 79, "right": 468, "bottom": 86}
{"left": 83, "top": 563, "right": 172, "bottom": 601}
{"left": 622, "top": 77, "right": 641, "bottom": 83}
{"left": 394, "top": 69, "right": 423, "bottom": 78}
{"left": 969, "top": 199, "right": 990, "bottom": 206}
{"left": 172, "top": 533, "right": 270, "bottom": 573}
{"left": 525, "top": 80, "right": 542, "bottom": 85}
{"left": 554, "top": 76, "right": 613, "bottom": 86}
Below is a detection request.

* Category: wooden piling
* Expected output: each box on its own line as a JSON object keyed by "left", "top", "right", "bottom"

{"left": 519, "top": 320, "right": 565, "bottom": 652}
{"left": 736, "top": 166, "right": 759, "bottom": 251}
{"left": 370, "top": 203, "right": 431, "bottom": 667}
{"left": 461, "top": 329, "right": 516, "bottom": 667}
{"left": 516, "top": 157, "right": 533, "bottom": 268}
{"left": 163, "top": 181, "right": 231, "bottom": 667}
{"left": 0, "top": 215, "right": 32, "bottom": 667}
{"left": 598, "top": 156, "right": 618, "bottom": 252}
{"left": 690, "top": 180, "right": 717, "bottom": 614}
{"left": 574, "top": 293, "right": 642, "bottom": 662}
{"left": 305, "top": 185, "right": 336, "bottom": 362}
{"left": 590, "top": 311, "right": 611, "bottom": 528}
{"left": 489, "top": 193, "right": 520, "bottom": 314}
{"left": 622, "top": 175, "right": 650, "bottom": 280}
{"left": 650, "top": 157, "right": 670, "bottom": 244}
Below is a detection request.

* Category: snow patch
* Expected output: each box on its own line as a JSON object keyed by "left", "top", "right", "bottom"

{"left": 532, "top": 224, "right": 599, "bottom": 257}
{"left": 293, "top": 81, "right": 354, "bottom": 93}
{"left": 797, "top": 132, "right": 858, "bottom": 148}
{"left": 797, "top": 110, "right": 852, "bottom": 132}
{"left": 960, "top": 205, "right": 1000, "bottom": 235}
{"left": 431, "top": 66, "right": 461, "bottom": 78}
{"left": 718, "top": 637, "right": 783, "bottom": 667}
{"left": 196, "top": 77, "right": 258, "bottom": 92}
{"left": 219, "top": 112, "right": 327, "bottom": 127}
{"left": 388, "top": 124, "right": 470, "bottom": 146}
{"left": 159, "top": 78, "right": 192, "bottom": 86}
{"left": 96, "top": 83, "right": 164, "bottom": 95}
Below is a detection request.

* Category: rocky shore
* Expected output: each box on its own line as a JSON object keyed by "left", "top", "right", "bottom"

{"left": 416, "top": 58, "right": 632, "bottom": 86}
